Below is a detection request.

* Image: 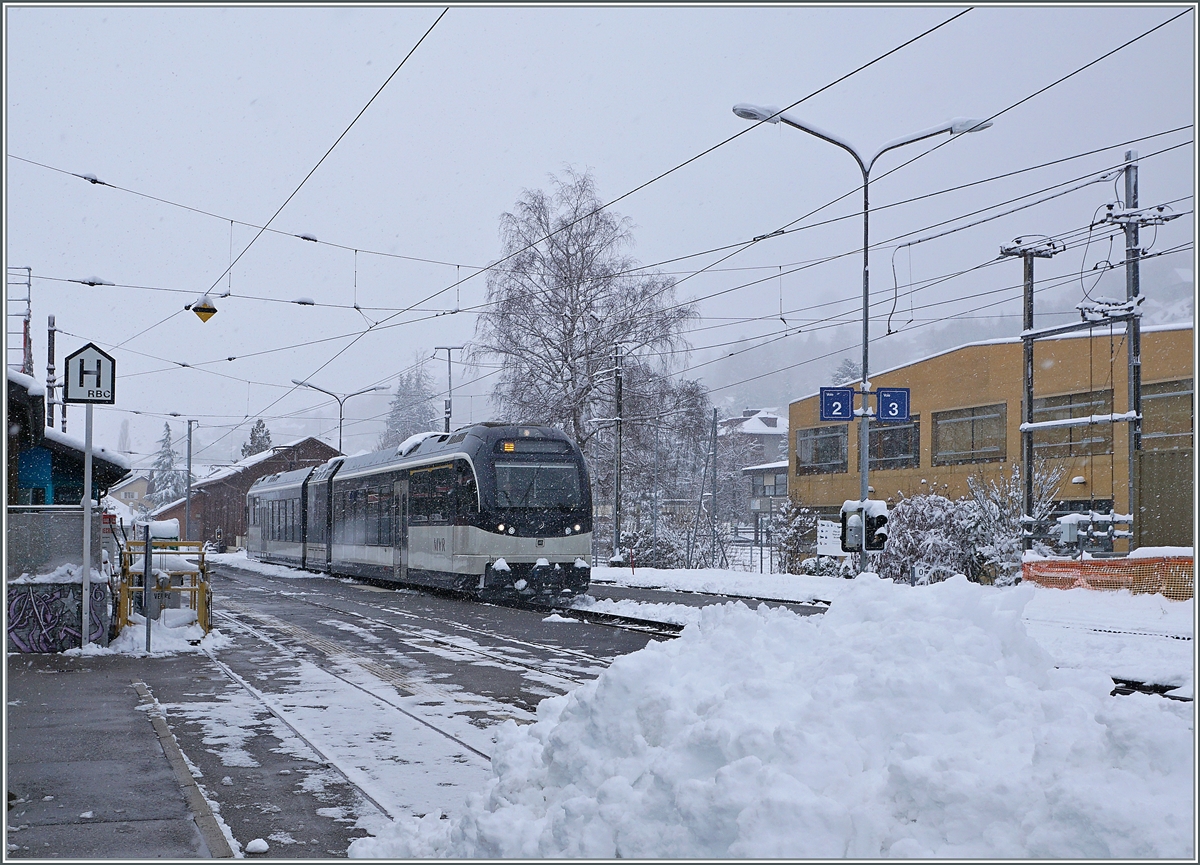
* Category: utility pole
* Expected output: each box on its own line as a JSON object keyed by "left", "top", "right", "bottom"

{"left": 46, "top": 315, "right": 57, "bottom": 428}
{"left": 611, "top": 343, "right": 623, "bottom": 564}
{"left": 709, "top": 408, "right": 719, "bottom": 568}
{"left": 652, "top": 425, "right": 659, "bottom": 569}
{"left": 184, "top": 420, "right": 197, "bottom": 541}
{"left": 1123, "top": 151, "right": 1142, "bottom": 548}
{"left": 1001, "top": 236, "right": 1063, "bottom": 549}
{"left": 433, "top": 346, "right": 465, "bottom": 433}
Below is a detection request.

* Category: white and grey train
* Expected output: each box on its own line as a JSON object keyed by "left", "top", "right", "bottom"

{"left": 245, "top": 423, "right": 593, "bottom": 603}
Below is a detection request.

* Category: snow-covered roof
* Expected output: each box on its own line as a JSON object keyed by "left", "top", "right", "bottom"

{"left": 790, "top": 322, "right": 1193, "bottom": 406}
{"left": 194, "top": 436, "right": 318, "bottom": 487}
{"left": 7, "top": 367, "right": 45, "bottom": 397}
{"left": 734, "top": 414, "right": 788, "bottom": 436}
{"left": 149, "top": 496, "right": 187, "bottom": 517}
{"left": 41, "top": 426, "right": 133, "bottom": 471}
{"left": 741, "top": 460, "right": 789, "bottom": 474}
{"left": 719, "top": 411, "right": 788, "bottom": 437}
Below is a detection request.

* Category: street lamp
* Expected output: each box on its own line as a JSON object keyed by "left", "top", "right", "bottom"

{"left": 291, "top": 379, "right": 388, "bottom": 454}
{"left": 732, "top": 102, "right": 991, "bottom": 567}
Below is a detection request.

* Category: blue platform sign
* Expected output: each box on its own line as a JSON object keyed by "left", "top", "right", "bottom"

{"left": 876, "top": 388, "right": 911, "bottom": 423}
{"left": 819, "top": 387, "right": 855, "bottom": 422}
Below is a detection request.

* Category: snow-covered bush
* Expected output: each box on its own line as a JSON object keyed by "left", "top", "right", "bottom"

{"left": 773, "top": 498, "right": 816, "bottom": 575}
{"left": 621, "top": 520, "right": 689, "bottom": 570}
{"left": 873, "top": 493, "right": 983, "bottom": 584}
{"left": 800, "top": 555, "right": 851, "bottom": 577}
{"left": 967, "top": 462, "right": 1064, "bottom": 586}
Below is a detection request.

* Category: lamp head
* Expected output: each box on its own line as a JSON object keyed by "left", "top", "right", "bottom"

{"left": 733, "top": 103, "right": 782, "bottom": 124}
{"left": 949, "top": 117, "right": 993, "bottom": 134}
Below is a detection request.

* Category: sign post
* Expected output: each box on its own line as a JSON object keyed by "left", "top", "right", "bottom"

{"left": 62, "top": 342, "right": 116, "bottom": 648}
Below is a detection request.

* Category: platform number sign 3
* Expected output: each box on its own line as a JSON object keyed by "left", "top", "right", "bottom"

{"left": 819, "top": 387, "right": 855, "bottom": 422}
{"left": 876, "top": 388, "right": 911, "bottom": 423}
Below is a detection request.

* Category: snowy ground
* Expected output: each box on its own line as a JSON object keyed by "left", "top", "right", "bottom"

{"left": 72, "top": 554, "right": 1194, "bottom": 858}
{"left": 349, "top": 565, "right": 1195, "bottom": 859}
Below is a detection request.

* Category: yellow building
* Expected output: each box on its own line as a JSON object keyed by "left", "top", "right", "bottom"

{"left": 787, "top": 324, "right": 1193, "bottom": 548}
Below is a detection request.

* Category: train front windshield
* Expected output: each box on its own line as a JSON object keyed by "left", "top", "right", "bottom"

{"left": 494, "top": 461, "right": 583, "bottom": 509}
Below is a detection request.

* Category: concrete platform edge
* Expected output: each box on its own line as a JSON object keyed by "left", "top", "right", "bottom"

{"left": 132, "top": 680, "right": 235, "bottom": 858}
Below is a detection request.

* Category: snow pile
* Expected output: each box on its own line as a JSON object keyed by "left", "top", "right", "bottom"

{"left": 9, "top": 563, "right": 103, "bottom": 585}
{"left": 572, "top": 595, "right": 706, "bottom": 627}
{"left": 207, "top": 549, "right": 324, "bottom": 579}
{"left": 592, "top": 565, "right": 852, "bottom": 603}
{"left": 350, "top": 575, "right": 1193, "bottom": 859}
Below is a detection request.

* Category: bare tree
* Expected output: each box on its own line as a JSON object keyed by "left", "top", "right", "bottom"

{"left": 472, "top": 168, "right": 698, "bottom": 450}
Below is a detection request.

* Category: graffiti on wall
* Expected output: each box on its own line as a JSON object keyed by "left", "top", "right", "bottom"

{"left": 6, "top": 583, "right": 111, "bottom": 653}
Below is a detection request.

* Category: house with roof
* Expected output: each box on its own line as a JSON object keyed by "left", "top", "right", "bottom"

{"left": 149, "top": 436, "right": 340, "bottom": 548}
{"left": 7, "top": 368, "right": 130, "bottom": 506}
{"left": 7, "top": 367, "right": 131, "bottom": 585}
{"left": 718, "top": 408, "right": 789, "bottom": 464}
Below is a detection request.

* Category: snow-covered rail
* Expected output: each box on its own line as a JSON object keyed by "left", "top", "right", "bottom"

{"left": 212, "top": 564, "right": 606, "bottom": 686}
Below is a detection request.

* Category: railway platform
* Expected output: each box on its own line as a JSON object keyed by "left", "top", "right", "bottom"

{"left": 5, "top": 650, "right": 232, "bottom": 859}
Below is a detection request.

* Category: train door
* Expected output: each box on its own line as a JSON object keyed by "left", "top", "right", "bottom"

{"left": 393, "top": 477, "right": 409, "bottom": 581}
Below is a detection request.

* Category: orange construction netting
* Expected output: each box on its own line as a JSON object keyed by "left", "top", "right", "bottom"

{"left": 1022, "top": 557, "right": 1194, "bottom": 602}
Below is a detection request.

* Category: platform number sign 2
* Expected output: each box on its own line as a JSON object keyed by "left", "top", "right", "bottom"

{"left": 819, "top": 387, "right": 855, "bottom": 422}
{"left": 876, "top": 388, "right": 910, "bottom": 423}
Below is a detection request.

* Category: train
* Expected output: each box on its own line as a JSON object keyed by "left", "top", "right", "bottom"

{"left": 245, "top": 423, "right": 593, "bottom": 604}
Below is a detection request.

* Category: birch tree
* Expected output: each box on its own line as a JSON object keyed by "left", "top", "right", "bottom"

{"left": 473, "top": 169, "right": 698, "bottom": 449}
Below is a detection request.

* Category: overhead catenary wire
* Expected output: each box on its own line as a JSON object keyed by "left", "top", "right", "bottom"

{"left": 9, "top": 124, "right": 1189, "bottom": 296}
{"left": 51, "top": 10, "right": 1195, "bottom": 455}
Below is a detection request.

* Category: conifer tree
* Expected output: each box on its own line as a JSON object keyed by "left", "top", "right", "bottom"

{"left": 147, "top": 422, "right": 189, "bottom": 506}
{"left": 241, "top": 419, "right": 273, "bottom": 459}
{"left": 379, "top": 360, "right": 438, "bottom": 449}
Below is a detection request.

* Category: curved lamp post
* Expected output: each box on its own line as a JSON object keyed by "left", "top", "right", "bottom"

{"left": 292, "top": 379, "right": 388, "bottom": 454}
{"left": 732, "top": 103, "right": 992, "bottom": 566}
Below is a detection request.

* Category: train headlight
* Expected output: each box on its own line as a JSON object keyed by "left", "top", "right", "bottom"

{"left": 507, "top": 526, "right": 516, "bottom": 535}
{"left": 497, "top": 523, "right": 505, "bottom": 532}
{"left": 574, "top": 524, "right": 581, "bottom": 532}
{"left": 564, "top": 526, "right": 572, "bottom": 535}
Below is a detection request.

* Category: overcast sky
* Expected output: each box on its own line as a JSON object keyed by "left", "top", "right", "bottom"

{"left": 5, "top": 4, "right": 1194, "bottom": 469}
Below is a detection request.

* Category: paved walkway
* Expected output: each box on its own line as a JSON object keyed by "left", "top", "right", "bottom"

{"left": 6, "top": 651, "right": 231, "bottom": 859}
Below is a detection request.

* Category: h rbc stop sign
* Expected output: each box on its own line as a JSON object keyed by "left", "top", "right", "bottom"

{"left": 63, "top": 343, "right": 116, "bottom": 404}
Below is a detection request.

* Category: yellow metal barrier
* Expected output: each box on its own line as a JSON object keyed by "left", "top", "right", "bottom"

{"left": 117, "top": 540, "right": 212, "bottom": 634}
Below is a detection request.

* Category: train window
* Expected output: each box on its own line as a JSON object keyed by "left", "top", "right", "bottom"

{"left": 454, "top": 461, "right": 478, "bottom": 515}
{"left": 430, "top": 467, "right": 453, "bottom": 523}
{"left": 408, "top": 466, "right": 454, "bottom": 524}
{"left": 495, "top": 461, "right": 583, "bottom": 509}
{"left": 350, "top": 488, "right": 367, "bottom": 545}
{"left": 333, "top": 491, "right": 347, "bottom": 544}
{"left": 378, "top": 486, "right": 393, "bottom": 545}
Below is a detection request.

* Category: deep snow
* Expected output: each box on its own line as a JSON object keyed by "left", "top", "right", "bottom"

{"left": 349, "top": 572, "right": 1194, "bottom": 859}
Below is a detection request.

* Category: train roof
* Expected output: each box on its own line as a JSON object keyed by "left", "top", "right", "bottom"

{"left": 248, "top": 424, "right": 579, "bottom": 494}
{"left": 247, "top": 464, "right": 315, "bottom": 494}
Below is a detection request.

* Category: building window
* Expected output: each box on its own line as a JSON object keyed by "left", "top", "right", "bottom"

{"left": 1032, "top": 390, "right": 1113, "bottom": 458}
{"left": 795, "top": 427, "right": 847, "bottom": 475}
{"left": 1141, "top": 378, "right": 1193, "bottom": 451}
{"left": 858, "top": 417, "right": 920, "bottom": 471}
{"left": 932, "top": 404, "right": 1006, "bottom": 466}
{"left": 751, "top": 472, "right": 787, "bottom": 497}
